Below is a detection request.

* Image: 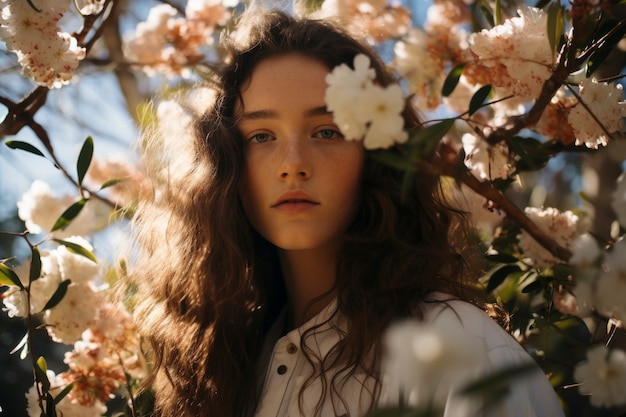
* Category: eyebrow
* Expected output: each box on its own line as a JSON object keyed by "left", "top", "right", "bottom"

{"left": 239, "top": 105, "right": 331, "bottom": 121}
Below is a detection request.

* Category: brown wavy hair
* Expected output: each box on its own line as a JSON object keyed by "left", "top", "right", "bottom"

{"left": 129, "top": 8, "right": 474, "bottom": 417}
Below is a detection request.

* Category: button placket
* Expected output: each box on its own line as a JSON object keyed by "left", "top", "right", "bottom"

{"left": 275, "top": 339, "right": 298, "bottom": 376}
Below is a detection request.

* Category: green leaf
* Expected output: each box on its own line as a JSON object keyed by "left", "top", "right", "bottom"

{"left": 35, "top": 357, "right": 50, "bottom": 394}
{"left": 0, "top": 263, "right": 24, "bottom": 289}
{"left": 26, "top": 0, "right": 42, "bottom": 12}
{"left": 46, "top": 392, "right": 57, "bottom": 417}
{"left": 100, "top": 178, "right": 125, "bottom": 190}
{"left": 407, "top": 118, "right": 455, "bottom": 155}
{"left": 41, "top": 280, "right": 72, "bottom": 311}
{"left": 485, "top": 252, "right": 519, "bottom": 264}
{"left": 53, "top": 382, "right": 74, "bottom": 405}
{"left": 5, "top": 140, "right": 46, "bottom": 158}
{"left": 10, "top": 333, "right": 28, "bottom": 355}
{"left": 521, "top": 279, "right": 544, "bottom": 294}
{"left": 547, "top": 3, "right": 564, "bottom": 61}
{"left": 494, "top": 0, "right": 502, "bottom": 26}
{"left": 468, "top": 85, "right": 492, "bottom": 116}
{"left": 50, "top": 199, "right": 88, "bottom": 232}
{"left": 587, "top": 20, "right": 626, "bottom": 77}
{"left": 442, "top": 64, "right": 466, "bottom": 97}
{"left": 77, "top": 136, "right": 94, "bottom": 186}
{"left": 487, "top": 264, "right": 522, "bottom": 292}
{"left": 30, "top": 246, "right": 42, "bottom": 283}
{"left": 53, "top": 239, "right": 98, "bottom": 264}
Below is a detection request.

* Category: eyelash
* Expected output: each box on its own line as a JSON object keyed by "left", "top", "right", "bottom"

{"left": 248, "top": 133, "right": 275, "bottom": 143}
{"left": 313, "top": 128, "right": 344, "bottom": 140}
{"left": 246, "top": 128, "right": 344, "bottom": 143}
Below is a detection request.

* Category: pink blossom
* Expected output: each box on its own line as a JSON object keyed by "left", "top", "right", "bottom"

{"left": 0, "top": 0, "right": 85, "bottom": 87}
{"left": 26, "top": 370, "right": 107, "bottom": 417}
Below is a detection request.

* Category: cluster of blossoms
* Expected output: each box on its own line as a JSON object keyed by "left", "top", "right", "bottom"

{"left": 313, "top": 0, "right": 410, "bottom": 43}
{"left": 392, "top": 5, "right": 626, "bottom": 185}
{"left": 393, "top": 0, "right": 469, "bottom": 111}
{"left": 23, "top": 303, "right": 146, "bottom": 417}
{"left": 4, "top": 178, "right": 147, "bottom": 415}
{"left": 124, "top": 0, "right": 234, "bottom": 77}
{"left": 2, "top": 237, "right": 101, "bottom": 342}
{"left": 517, "top": 207, "right": 584, "bottom": 268}
{"left": 513, "top": 177, "right": 626, "bottom": 408}
{"left": 0, "top": 0, "right": 103, "bottom": 88}
{"left": 17, "top": 180, "right": 97, "bottom": 238}
{"left": 325, "top": 54, "right": 408, "bottom": 149}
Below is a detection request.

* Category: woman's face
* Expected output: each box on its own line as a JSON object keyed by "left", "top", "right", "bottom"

{"left": 238, "top": 53, "right": 364, "bottom": 252}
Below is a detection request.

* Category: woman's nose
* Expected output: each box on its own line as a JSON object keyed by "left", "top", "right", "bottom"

{"left": 279, "top": 138, "right": 311, "bottom": 180}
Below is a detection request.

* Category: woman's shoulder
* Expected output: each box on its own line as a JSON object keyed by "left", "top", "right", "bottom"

{"left": 418, "top": 292, "right": 526, "bottom": 357}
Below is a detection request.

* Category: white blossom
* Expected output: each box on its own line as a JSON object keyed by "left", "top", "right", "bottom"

{"left": 469, "top": 7, "right": 553, "bottom": 101}
{"left": 574, "top": 345, "right": 626, "bottom": 408}
{"left": 43, "top": 283, "right": 102, "bottom": 344}
{"left": 517, "top": 207, "right": 581, "bottom": 268}
{"left": 569, "top": 233, "right": 601, "bottom": 268}
{"left": 325, "top": 54, "right": 407, "bottom": 149}
{"left": 595, "top": 240, "right": 626, "bottom": 322}
{"left": 394, "top": 28, "right": 445, "bottom": 110}
{"left": 611, "top": 172, "right": 626, "bottom": 229}
{"left": 17, "top": 180, "right": 96, "bottom": 238}
{"left": 75, "top": 0, "right": 106, "bottom": 15}
{"left": 55, "top": 238, "right": 98, "bottom": 285}
{"left": 568, "top": 79, "right": 626, "bottom": 149}
{"left": 462, "top": 133, "right": 512, "bottom": 180}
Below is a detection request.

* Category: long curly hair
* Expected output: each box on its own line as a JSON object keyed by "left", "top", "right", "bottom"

{"left": 129, "top": 8, "right": 474, "bottom": 417}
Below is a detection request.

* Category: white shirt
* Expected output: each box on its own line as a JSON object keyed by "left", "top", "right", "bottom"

{"left": 254, "top": 293, "right": 565, "bottom": 417}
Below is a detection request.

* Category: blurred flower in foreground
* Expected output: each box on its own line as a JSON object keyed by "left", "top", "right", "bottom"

{"left": 325, "top": 54, "right": 407, "bottom": 149}
{"left": 612, "top": 172, "right": 626, "bottom": 228}
{"left": 595, "top": 239, "right": 626, "bottom": 322}
{"left": 383, "top": 315, "right": 481, "bottom": 409}
{"left": 574, "top": 345, "right": 626, "bottom": 408}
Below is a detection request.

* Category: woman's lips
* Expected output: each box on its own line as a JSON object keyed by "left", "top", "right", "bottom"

{"left": 271, "top": 191, "right": 320, "bottom": 213}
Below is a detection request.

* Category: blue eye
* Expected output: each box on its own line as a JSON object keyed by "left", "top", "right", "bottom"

{"left": 249, "top": 133, "right": 274, "bottom": 143}
{"left": 314, "top": 129, "right": 343, "bottom": 140}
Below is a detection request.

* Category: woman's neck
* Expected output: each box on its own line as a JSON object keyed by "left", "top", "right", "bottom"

{"left": 278, "top": 244, "right": 339, "bottom": 329}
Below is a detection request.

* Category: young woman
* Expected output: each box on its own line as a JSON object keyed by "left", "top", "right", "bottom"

{"left": 129, "top": 8, "right": 565, "bottom": 417}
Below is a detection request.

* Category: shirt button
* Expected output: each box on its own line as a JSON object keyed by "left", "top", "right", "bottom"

{"left": 277, "top": 364, "right": 288, "bottom": 375}
{"left": 287, "top": 343, "right": 297, "bottom": 354}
